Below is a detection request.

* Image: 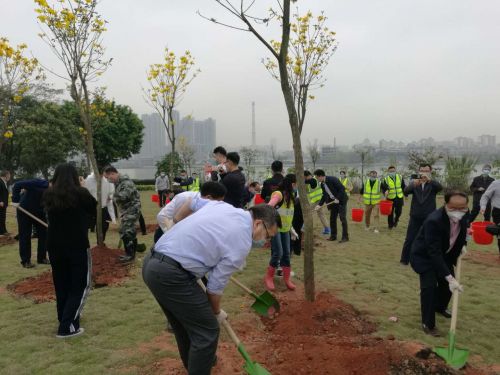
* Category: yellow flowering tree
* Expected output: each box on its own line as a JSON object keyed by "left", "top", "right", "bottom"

{"left": 0, "top": 37, "right": 41, "bottom": 156}
{"left": 203, "top": 1, "right": 337, "bottom": 302}
{"left": 264, "top": 10, "right": 337, "bottom": 132}
{"left": 34, "top": 0, "right": 112, "bottom": 245}
{"left": 144, "top": 48, "right": 199, "bottom": 181}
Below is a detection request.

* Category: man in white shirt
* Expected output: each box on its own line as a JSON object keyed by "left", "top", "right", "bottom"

{"left": 154, "top": 182, "right": 227, "bottom": 242}
{"left": 143, "top": 203, "right": 280, "bottom": 375}
{"left": 84, "top": 172, "right": 116, "bottom": 241}
{"left": 155, "top": 172, "right": 170, "bottom": 207}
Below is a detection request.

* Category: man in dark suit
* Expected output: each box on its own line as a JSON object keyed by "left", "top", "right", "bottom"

{"left": 11, "top": 178, "right": 50, "bottom": 268}
{"left": 0, "top": 170, "right": 11, "bottom": 235}
{"left": 314, "top": 169, "right": 349, "bottom": 242}
{"left": 410, "top": 190, "right": 467, "bottom": 336}
{"left": 400, "top": 164, "right": 443, "bottom": 265}
{"left": 469, "top": 164, "right": 494, "bottom": 222}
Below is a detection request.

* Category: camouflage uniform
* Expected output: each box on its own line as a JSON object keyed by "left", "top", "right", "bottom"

{"left": 113, "top": 175, "right": 141, "bottom": 259}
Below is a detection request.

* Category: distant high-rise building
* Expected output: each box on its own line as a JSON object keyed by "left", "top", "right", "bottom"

{"left": 177, "top": 116, "right": 216, "bottom": 162}
{"left": 455, "top": 136, "right": 475, "bottom": 149}
{"left": 478, "top": 134, "right": 496, "bottom": 147}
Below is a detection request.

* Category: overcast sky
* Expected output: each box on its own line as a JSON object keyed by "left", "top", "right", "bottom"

{"left": 2, "top": 0, "right": 500, "bottom": 149}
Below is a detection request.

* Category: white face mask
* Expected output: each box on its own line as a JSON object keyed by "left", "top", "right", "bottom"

{"left": 482, "top": 170, "right": 490, "bottom": 175}
{"left": 446, "top": 208, "right": 466, "bottom": 221}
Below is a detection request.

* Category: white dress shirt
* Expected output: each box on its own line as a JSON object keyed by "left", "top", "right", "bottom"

{"left": 156, "top": 191, "right": 200, "bottom": 231}
{"left": 84, "top": 173, "right": 116, "bottom": 222}
{"left": 154, "top": 200, "right": 253, "bottom": 295}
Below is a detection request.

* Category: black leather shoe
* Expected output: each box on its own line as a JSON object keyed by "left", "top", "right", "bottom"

{"left": 422, "top": 324, "right": 441, "bottom": 337}
{"left": 37, "top": 259, "right": 50, "bottom": 265}
{"left": 22, "top": 262, "right": 35, "bottom": 269}
{"left": 326, "top": 237, "right": 337, "bottom": 241}
{"left": 436, "top": 309, "right": 452, "bottom": 319}
{"left": 400, "top": 260, "right": 409, "bottom": 266}
{"left": 119, "top": 255, "right": 135, "bottom": 262}
{"left": 339, "top": 238, "right": 349, "bottom": 243}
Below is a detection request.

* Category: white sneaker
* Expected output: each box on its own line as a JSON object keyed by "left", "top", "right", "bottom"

{"left": 373, "top": 229, "right": 380, "bottom": 234}
{"left": 364, "top": 226, "right": 370, "bottom": 231}
{"left": 290, "top": 271, "right": 295, "bottom": 277}
{"left": 56, "top": 328, "right": 85, "bottom": 339}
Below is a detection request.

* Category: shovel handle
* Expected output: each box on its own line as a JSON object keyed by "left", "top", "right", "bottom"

{"left": 15, "top": 206, "right": 48, "bottom": 228}
{"left": 196, "top": 279, "right": 242, "bottom": 347}
{"left": 450, "top": 251, "right": 464, "bottom": 335}
{"left": 230, "top": 276, "right": 255, "bottom": 296}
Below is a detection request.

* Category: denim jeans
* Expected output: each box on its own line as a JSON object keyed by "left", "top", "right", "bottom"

{"left": 270, "top": 231, "right": 291, "bottom": 268}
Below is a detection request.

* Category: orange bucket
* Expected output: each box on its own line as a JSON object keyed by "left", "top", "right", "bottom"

{"left": 379, "top": 200, "right": 393, "bottom": 216}
{"left": 351, "top": 208, "right": 364, "bottom": 222}
{"left": 471, "top": 221, "right": 494, "bottom": 245}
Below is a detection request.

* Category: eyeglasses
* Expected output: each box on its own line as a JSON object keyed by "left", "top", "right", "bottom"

{"left": 263, "top": 222, "right": 272, "bottom": 240}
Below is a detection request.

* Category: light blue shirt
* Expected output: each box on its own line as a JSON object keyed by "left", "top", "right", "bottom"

{"left": 154, "top": 200, "right": 253, "bottom": 295}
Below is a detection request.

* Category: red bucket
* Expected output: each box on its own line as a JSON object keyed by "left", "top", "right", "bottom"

{"left": 351, "top": 208, "right": 364, "bottom": 222}
{"left": 151, "top": 194, "right": 159, "bottom": 203}
{"left": 379, "top": 200, "right": 393, "bottom": 216}
{"left": 471, "top": 221, "right": 494, "bottom": 245}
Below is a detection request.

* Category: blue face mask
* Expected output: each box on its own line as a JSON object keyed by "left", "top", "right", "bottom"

{"left": 252, "top": 239, "right": 266, "bottom": 248}
{"left": 370, "top": 177, "right": 377, "bottom": 181}
{"left": 389, "top": 172, "right": 396, "bottom": 177}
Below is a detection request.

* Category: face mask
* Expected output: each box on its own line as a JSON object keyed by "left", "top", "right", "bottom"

{"left": 370, "top": 177, "right": 377, "bottom": 181}
{"left": 340, "top": 174, "right": 345, "bottom": 179}
{"left": 160, "top": 173, "right": 165, "bottom": 177}
{"left": 482, "top": 170, "right": 490, "bottom": 175}
{"left": 293, "top": 187, "right": 298, "bottom": 193}
{"left": 446, "top": 208, "right": 466, "bottom": 221}
{"left": 252, "top": 239, "right": 266, "bottom": 248}
{"left": 389, "top": 172, "right": 396, "bottom": 177}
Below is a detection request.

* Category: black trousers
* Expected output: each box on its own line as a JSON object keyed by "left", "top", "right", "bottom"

{"left": 50, "top": 247, "right": 91, "bottom": 335}
{"left": 419, "top": 268, "right": 453, "bottom": 329}
{"left": 470, "top": 194, "right": 491, "bottom": 222}
{"left": 388, "top": 197, "right": 403, "bottom": 228}
{"left": 400, "top": 215, "right": 425, "bottom": 264}
{"left": 89, "top": 207, "right": 111, "bottom": 241}
{"left": 143, "top": 253, "right": 219, "bottom": 375}
{"left": 158, "top": 190, "right": 168, "bottom": 207}
{"left": 291, "top": 200, "right": 303, "bottom": 256}
{"left": 0, "top": 206, "right": 7, "bottom": 234}
{"left": 139, "top": 213, "right": 146, "bottom": 234}
{"left": 493, "top": 207, "right": 500, "bottom": 252}
{"left": 17, "top": 209, "right": 47, "bottom": 264}
{"left": 330, "top": 199, "right": 349, "bottom": 240}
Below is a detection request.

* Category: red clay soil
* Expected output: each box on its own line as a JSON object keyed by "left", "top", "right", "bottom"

{"left": 7, "top": 245, "right": 132, "bottom": 303}
{"left": 140, "top": 286, "right": 495, "bottom": 375}
{"left": 0, "top": 235, "right": 16, "bottom": 247}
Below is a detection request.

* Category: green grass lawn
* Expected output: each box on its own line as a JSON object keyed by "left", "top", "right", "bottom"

{"left": 0, "top": 192, "right": 499, "bottom": 374}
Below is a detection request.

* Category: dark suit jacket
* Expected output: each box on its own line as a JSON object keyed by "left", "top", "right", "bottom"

{"left": 0, "top": 179, "right": 8, "bottom": 207}
{"left": 470, "top": 175, "right": 494, "bottom": 200}
{"left": 319, "top": 176, "right": 347, "bottom": 206}
{"left": 404, "top": 179, "right": 442, "bottom": 218}
{"left": 12, "top": 179, "right": 49, "bottom": 216}
{"left": 410, "top": 207, "right": 467, "bottom": 278}
{"left": 261, "top": 173, "right": 284, "bottom": 202}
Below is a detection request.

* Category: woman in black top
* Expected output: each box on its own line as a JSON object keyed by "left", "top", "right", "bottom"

{"left": 43, "top": 163, "right": 97, "bottom": 338}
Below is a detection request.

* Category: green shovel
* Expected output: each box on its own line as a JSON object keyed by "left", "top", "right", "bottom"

{"left": 196, "top": 279, "right": 271, "bottom": 375}
{"left": 434, "top": 252, "right": 469, "bottom": 369}
{"left": 230, "top": 276, "right": 280, "bottom": 318}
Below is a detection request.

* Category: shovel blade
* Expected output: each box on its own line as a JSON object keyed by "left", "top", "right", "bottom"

{"left": 250, "top": 292, "right": 280, "bottom": 317}
{"left": 243, "top": 361, "right": 272, "bottom": 375}
{"left": 434, "top": 346, "right": 469, "bottom": 369}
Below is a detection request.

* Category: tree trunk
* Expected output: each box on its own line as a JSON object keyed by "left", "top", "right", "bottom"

{"left": 77, "top": 78, "right": 104, "bottom": 246}
{"left": 277, "top": 0, "right": 315, "bottom": 302}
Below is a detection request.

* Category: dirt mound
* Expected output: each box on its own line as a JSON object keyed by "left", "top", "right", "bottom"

{"left": 467, "top": 250, "right": 500, "bottom": 267}
{"left": 8, "top": 246, "right": 132, "bottom": 303}
{"left": 142, "top": 287, "right": 493, "bottom": 375}
{"left": 0, "top": 235, "right": 16, "bottom": 247}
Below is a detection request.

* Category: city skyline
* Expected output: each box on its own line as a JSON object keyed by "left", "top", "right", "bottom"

{"left": 2, "top": 1, "right": 500, "bottom": 149}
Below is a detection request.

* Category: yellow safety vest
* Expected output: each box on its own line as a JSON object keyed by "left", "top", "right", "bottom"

{"left": 340, "top": 177, "right": 350, "bottom": 197}
{"left": 363, "top": 179, "right": 381, "bottom": 205}
{"left": 307, "top": 178, "right": 323, "bottom": 203}
{"left": 384, "top": 174, "right": 403, "bottom": 199}
{"left": 190, "top": 177, "right": 200, "bottom": 192}
{"left": 278, "top": 199, "right": 295, "bottom": 233}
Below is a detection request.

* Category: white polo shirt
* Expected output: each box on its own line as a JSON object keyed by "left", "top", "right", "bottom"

{"left": 154, "top": 200, "right": 253, "bottom": 295}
